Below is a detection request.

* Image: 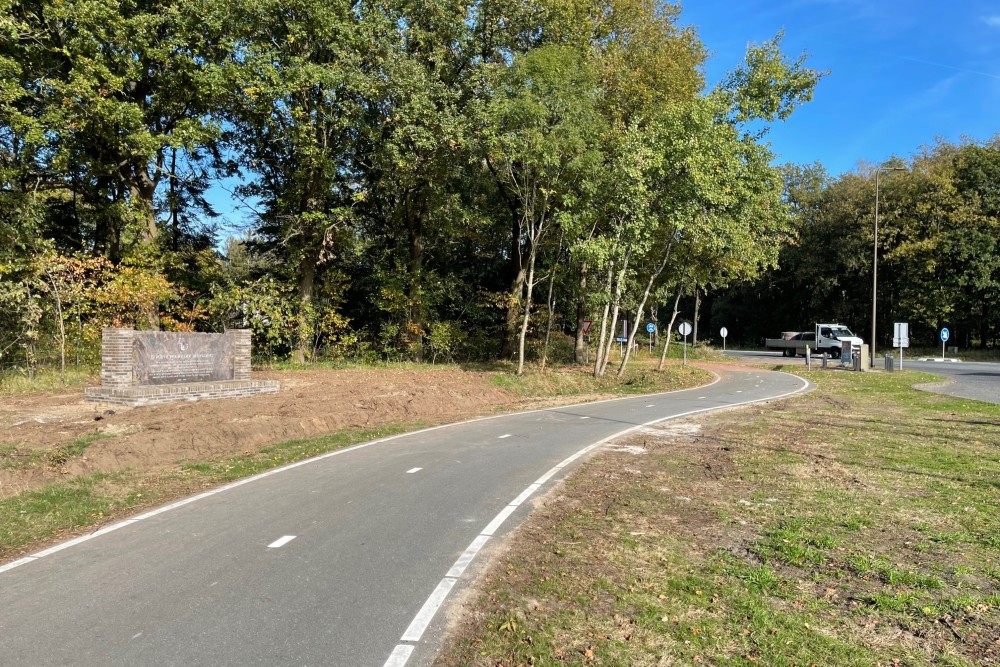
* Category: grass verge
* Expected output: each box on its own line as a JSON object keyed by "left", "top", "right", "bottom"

{"left": 437, "top": 368, "right": 1000, "bottom": 667}
{"left": 1, "top": 433, "right": 113, "bottom": 470}
{"left": 0, "top": 366, "right": 96, "bottom": 396}
{"left": 490, "top": 363, "right": 711, "bottom": 399}
{"left": 0, "top": 424, "right": 414, "bottom": 562}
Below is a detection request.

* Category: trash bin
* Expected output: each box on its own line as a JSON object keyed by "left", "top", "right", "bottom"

{"left": 885, "top": 352, "right": 894, "bottom": 372}
{"left": 852, "top": 352, "right": 861, "bottom": 372}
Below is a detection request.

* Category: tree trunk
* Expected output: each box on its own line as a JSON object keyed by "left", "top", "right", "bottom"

{"left": 129, "top": 168, "right": 159, "bottom": 244}
{"left": 693, "top": 288, "right": 701, "bottom": 346}
{"left": 574, "top": 262, "right": 588, "bottom": 364}
{"left": 592, "top": 262, "right": 614, "bottom": 378}
{"left": 540, "top": 230, "right": 564, "bottom": 369}
{"left": 651, "top": 303, "right": 659, "bottom": 348}
{"left": 598, "top": 254, "right": 630, "bottom": 376}
{"left": 516, "top": 245, "right": 538, "bottom": 376}
{"left": 406, "top": 192, "right": 425, "bottom": 362}
{"left": 293, "top": 253, "right": 317, "bottom": 364}
{"left": 128, "top": 166, "right": 161, "bottom": 329}
{"left": 657, "top": 290, "right": 683, "bottom": 371}
{"left": 618, "top": 242, "right": 673, "bottom": 377}
{"left": 540, "top": 267, "right": 557, "bottom": 370}
{"left": 168, "top": 149, "right": 180, "bottom": 251}
{"left": 47, "top": 271, "right": 66, "bottom": 384}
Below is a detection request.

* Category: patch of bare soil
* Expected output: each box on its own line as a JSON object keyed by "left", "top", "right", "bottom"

{"left": 0, "top": 367, "right": 523, "bottom": 499}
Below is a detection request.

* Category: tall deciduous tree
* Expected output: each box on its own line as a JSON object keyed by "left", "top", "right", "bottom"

{"left": 229, "top": 0, "right": 374, "bottom": 363}
{"left": 485, "top": 44, "right": 603, "bottom": 375}
{"left": 1, "top": 0, "right": 234, "bottom": 255}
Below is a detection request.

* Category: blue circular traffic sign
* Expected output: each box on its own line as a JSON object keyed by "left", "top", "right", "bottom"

{"left": 646, "top": 323, "right": 656, "bottom": 333}
{"left": 940, "top": 327, "right": 950, "bottom": 342}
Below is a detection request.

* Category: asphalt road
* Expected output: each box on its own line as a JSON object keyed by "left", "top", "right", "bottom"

{"left": 726, "top": 350, "right": 1000, "bottom": 405}
{"left": 0, "top": 367, "right": 808, "bottom": 667}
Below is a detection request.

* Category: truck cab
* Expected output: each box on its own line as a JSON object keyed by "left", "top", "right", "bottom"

{"left": 815, "top": 324, "right": 863, "bottom": 358}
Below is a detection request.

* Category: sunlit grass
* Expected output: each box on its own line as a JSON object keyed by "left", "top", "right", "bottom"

{"left": 438, "top": 368, "right": 1000, "bottom": 667}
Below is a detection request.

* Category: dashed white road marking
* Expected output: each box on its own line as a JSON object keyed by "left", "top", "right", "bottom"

{"left": 267, "top": 535, "right": 296, "bottom": 549}
{"left": 406, "top": 467, "right": 422, "bottom": 474}
{"left": 579, "top": 416, "right": 590, "bottom": 419}
{"left": 698, "top": 396, "right": 707, "bottom": 399}
{"left": 498, "top": 434, "right": 512, "bottom": 439}
{"left": 646, "top": 404, "right": 655, "bottom": 408}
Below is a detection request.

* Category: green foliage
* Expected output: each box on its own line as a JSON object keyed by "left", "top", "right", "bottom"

{"left": 209, "top": 276, "right": 298, "bottom": 360}
{"left": 716, "top": 138, "right": 1000, "bottom": 349}
{"left": 426, "top": 320, "right": 466, "bottom": 364}
{"left": 2, "top": 0, "right": 826, "bottom": 369}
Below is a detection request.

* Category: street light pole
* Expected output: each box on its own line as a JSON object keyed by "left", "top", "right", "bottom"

{"left": 872, "top": 165, "right": 905, "bottom": 368}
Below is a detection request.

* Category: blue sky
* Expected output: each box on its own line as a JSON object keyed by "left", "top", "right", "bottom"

{"left": 680, "top": 0, "right": 1000, "bottom": 175}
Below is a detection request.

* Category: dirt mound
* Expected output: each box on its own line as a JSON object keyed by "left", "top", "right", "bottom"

{"left": 0, "top": 368, "right": 520, "bottom": 498}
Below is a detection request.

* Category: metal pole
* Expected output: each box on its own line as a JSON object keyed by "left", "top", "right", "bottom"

{"left": 872, "top": 170, "right": 880, "bottom": 369}
{"left": 872, "top": 165, "right": 905, "bottom": 369}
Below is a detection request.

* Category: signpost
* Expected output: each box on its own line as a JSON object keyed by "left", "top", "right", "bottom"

{"left": 679, "top": 321, "right": 693, "bottom": 366}
{"left": 940, "top": 327, "right": 950, "bottom": 361}
{"left": 615, "top": 321, "right": 628, "bottom": 357}
{"left": 646, "top": 322, "right": 656, "bottom": 355}
{"left": 720, "top": 326, "right": 728, "bottom": 352}
{"left": 893, "top": 322, "right": 909, "bottom": 369}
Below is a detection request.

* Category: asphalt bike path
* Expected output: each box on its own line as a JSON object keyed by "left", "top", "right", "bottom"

{"left": 0, "top": 366, "right": 809, "bottom": 666}
{"left": 725, "top": 350, "right": 1000, "bottom": 406}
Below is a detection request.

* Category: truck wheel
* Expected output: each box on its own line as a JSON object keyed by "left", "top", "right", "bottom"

{"left": 830, "top": 348, "right": 841, "bottom": 359}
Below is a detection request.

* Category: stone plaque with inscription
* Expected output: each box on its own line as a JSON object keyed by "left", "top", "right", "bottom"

{"left": 134, "top": 332, "right": 235, "bottom": 385}
{"left": 86, "top": 328, "right": 279, "bottom": 406}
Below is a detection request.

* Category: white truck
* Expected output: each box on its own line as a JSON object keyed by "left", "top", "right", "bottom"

{"left": 765, "top": 323, "right": 864, "bottom": 358}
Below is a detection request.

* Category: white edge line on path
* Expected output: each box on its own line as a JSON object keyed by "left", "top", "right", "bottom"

{"left": 400, "top": 577, "right": 457, "bottom": 642}
{"left": 383, "top": 371, "right": 811, "bottom": 666}
{"left": 383, "top": 645, "right": 414, "bottom": 667}
{"left": 0, "top": 369, "right": 785, "bottom": 582}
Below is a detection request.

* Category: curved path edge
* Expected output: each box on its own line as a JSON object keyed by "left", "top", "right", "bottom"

{"left": 0, "top": 366, "right": 811, "bottom": 667}
{"left": 388, "top": 367, "right": 810, "bottom": 667}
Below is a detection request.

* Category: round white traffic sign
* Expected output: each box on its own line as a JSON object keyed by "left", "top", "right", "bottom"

{"left": 720, "top": 327, "right": 728, "bottom": 338}
{"left": 940, "top": 327, "right": 950, "bottom": 342}
{"left": 678, "top": 321, "right": 693, "bottom": 336}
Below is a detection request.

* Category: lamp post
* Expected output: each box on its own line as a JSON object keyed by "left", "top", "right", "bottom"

{"left": 872, "top": 165, "right": 905, "bottom": 367}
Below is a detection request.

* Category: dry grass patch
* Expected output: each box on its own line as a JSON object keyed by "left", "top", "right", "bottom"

{"left": 438, "top": 369, "right": 1000, "bottom": 667}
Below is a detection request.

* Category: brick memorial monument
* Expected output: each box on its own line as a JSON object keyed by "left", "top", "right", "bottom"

{"left": 85, "top": 328, "right": 279, "bottom": 406}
